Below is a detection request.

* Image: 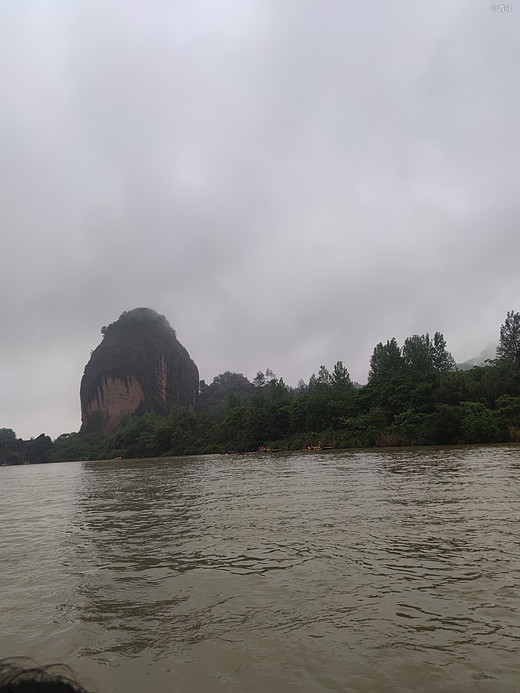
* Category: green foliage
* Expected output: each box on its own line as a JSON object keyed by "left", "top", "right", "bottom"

{"left": 497, "top": 310, "right": 520, "bottom": 366}
{"left": 0, "top": 428, "right": 16, "bottom": 444}
{"left": 459, "top": 402, "right": 500, "bottom": 444}
{"left": 198, "top": 371, "right": 255, "bottom": 419}
{"left": 107, "top": 412, "right": 167, "bottom": 458}
{"left": 340, "top": 407, "right": 388, "bottom": 447}
{"left": 331, "top": 361, "right": 354, "bottom": 392}
{"left": 7, "top": 316, "right": 520, "bottom": 462}
{"left": 422, "top": 404, "right": 462, "bottom": 445}
{"left": 402, "top": 332, "right": 455, "bottom": 375}
{"left": 431, "top": 332, "right": 456, "bottom": 372}
{"left": 494, "top": 395, "right": 520, "bottom": 440}
{"left": 391, "top": 409, "right": 427, "bottom": 445}
{"left": 365, "top": 371, "right": 415, "bottom": 419}
{"left": 253, "top": 371, "right": 266, "bottom": 387}
{"left": 402, "top": 334, "right": 433, "bottom": 374}
{"left": 26, "top": 434, "right": 54, "bottom": 464}
{"left": 51, "top": 432, "right": 107, "bottom": 462}
{"left": 369, "top": 338, "right": 403, "bottom": 383}
{"left": 0, "top": 435, "right": 25, "bottom": 465}
{"left": 433, "top": 370, "right": 480, "bottom": 406}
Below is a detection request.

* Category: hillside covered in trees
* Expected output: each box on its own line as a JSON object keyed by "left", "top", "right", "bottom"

{"left": 2, "top": 311, "right": 520, "bottom": 464}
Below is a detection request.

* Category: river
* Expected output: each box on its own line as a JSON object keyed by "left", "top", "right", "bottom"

{"left": 1, "top": 446, "right": 519, "bottom": 692}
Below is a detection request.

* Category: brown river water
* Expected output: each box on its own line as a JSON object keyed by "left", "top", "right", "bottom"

{"left": 1, "top": 446, "right": 519, "bottom": 692}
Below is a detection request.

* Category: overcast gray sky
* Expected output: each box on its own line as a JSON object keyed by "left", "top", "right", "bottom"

{"left": 1, "top": 0, "right": 519, "bottom": 439}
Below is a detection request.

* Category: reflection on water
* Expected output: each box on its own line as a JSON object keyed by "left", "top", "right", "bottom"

{"left": 1, "top": 447, "right": 520, "bottom": 692}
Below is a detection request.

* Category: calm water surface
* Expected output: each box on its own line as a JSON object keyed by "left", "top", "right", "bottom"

{"left": 1, "top": 447, "right": 520, "bottom": 692}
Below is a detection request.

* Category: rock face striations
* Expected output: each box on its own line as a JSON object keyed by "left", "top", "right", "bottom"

{"left": 80, "top": 308, "right": 199, "bottom": 434}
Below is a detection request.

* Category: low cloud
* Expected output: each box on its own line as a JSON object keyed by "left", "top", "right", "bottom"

{"left": 0, "top": 1, "right": 518, "bottom": 438}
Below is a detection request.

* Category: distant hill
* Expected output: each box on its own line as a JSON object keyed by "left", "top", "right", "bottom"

{"left": 456, "top": 344, "right": 497, "bottom": 371}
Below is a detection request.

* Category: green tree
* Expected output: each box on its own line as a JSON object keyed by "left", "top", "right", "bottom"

{"left": 306, "top": 366, "right": 333, "bottom": 431}
{"left": 402, "top": 334, "right": 432, "bottom": 374}
{"left": 309, "top": 365, "right": 332, "bottom": 390}
{"left": 331, "top": 361, "right": 353, "bottom": 391}
{"left": 494, "top": 395, "right": 520, "bottom": 440}
{"left": 197, "top": 371, "right": 255, "bottom": 418}
{"left": 253, "top": 371, "right": 266, "bottom": 387}
{"left": 265, "top": 368, "right": 276, "bottom": 383}
{"left": 422, "top": 404, "right": 461, "bottom": 445}
{"left": 51, "top": 432, "right": 106, "bottom": 462}
{"left": 459, "top": 401, "right": 500, "bottom": 444}
{"left": 368, "top": 338, "right": 403, "bottom": 383}
{"left": 0, "top": 428, "right": 16, "bottom": 444}
{"left": 402, "top": 332, "right": 454, "bottom": 375}
{"left": 431, "top": 332, "right": 456, "bottom": 372}
{"left": 26, "top": 434, "right": 54, "bottom": 464}
{"left": 497, "top": 310, "right": 520, "bottom": 366}
{"left": 283, "top": 396, "right": 307, "bottom": 435}
{"left": 341, "top": 407, "right": 388, "bottom": 447}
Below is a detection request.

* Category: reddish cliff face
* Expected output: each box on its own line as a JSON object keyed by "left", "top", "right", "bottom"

{"left": 80, "top": 308, "right": 199, "bottom": 434}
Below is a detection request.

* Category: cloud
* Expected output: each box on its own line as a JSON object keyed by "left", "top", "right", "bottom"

{"left": 0, "top": 0, "right": 519, "bottom": 438}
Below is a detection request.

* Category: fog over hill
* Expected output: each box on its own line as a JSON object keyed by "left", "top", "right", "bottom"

{"left": 456, "top": 344, "right": 498, "bottom": 371}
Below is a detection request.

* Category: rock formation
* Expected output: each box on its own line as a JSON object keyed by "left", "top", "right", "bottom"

{"left": 80, "top": 308, "right": 199, "bottom": 434}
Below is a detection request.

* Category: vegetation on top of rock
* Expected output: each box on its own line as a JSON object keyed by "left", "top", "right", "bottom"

{"left": 100, "top": 307, "right": 175, "bottom": 338}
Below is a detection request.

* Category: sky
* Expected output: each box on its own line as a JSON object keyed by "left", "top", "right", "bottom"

{"left": 1, "top": 0, "right": 519, "bottom": 440}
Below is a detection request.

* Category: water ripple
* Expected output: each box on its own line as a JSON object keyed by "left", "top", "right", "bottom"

{"left": 1, "top": 446, "right": 520, "bottom": 691}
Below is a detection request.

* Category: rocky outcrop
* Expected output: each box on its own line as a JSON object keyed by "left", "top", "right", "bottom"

{"left": 80, "top": 308, "right": 199, "bottom": 434}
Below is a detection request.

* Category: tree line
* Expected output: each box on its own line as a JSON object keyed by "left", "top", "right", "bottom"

{"left": 3, "top": 311, "right": 520, "bottom": 464}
